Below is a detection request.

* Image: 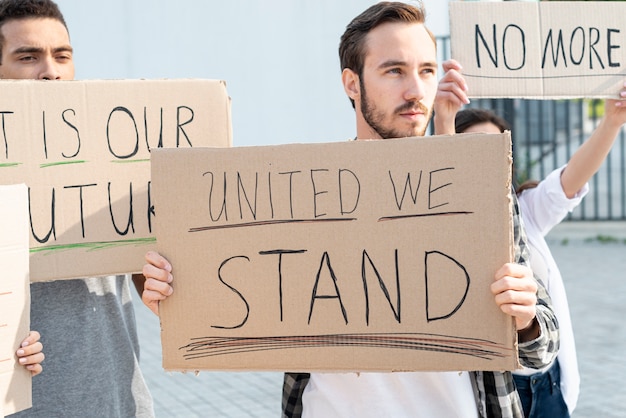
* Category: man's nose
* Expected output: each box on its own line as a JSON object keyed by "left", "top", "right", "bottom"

{"left": 39, "top": 56, "right": 61, "bottom": 80}
{"left": 404, "top": 72, "right": 425, "bottom": 102}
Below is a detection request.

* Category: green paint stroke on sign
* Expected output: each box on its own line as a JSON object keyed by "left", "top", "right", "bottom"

{"left": 30, "top": 237, "right": 155, "bottom": 254}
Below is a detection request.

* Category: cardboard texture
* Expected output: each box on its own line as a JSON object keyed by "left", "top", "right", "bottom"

{"left": 450, "top": 2, "right": 626, "bottom": 99}
{"left": 0, "top": 79, "right": 232, "bottom": 282}
{"left": 153, "top": 133, "right": 519, "bottom": 372}
{"left": 0, "top": 184, "right": 31, "bottom": 416}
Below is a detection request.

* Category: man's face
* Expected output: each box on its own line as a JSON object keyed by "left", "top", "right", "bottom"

{"left": 352, "top": 22, "right": 438, "bottom": 140}
{"left": 0, "top": 17, "right": 74, "bottom": 80}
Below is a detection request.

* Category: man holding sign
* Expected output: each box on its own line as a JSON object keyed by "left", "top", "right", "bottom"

{"left": 280, "top": 3, "right": 558, "bottom": 417}
{"left": 141, "top": 2, "right": 559, "bottom": 417}
{"left": 0, "top": 1, "right": 154, "bottom": 417}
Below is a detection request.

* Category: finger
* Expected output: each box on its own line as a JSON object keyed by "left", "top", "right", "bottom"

{"left": 607, "top": 96, "right": 625, "bottom": 107}
{"left": 143, "top": 276, "right": 174, "bottom": 295}
{"left": 494, "top": 262, "right": 520, "bottom": 279}
{"left": 491, "top": 277, "right": 537, "bottom": 298}
{"left": 442, "top": 59, "right": 462, "bottom": 73}
{"left": 493, "top": 288, "right": 537, "bottom": 309}
{"left": 21, "top": 330, "right": 41, "bottom": 346}
{"left": 26, "top": 363, "right": 43, "bottom": 376}
{"left": 18, "top": 352, "right": 45, "bottom": 367}
{"left": 494, "top": 262, "right": 536, "bottom": 281}
{"left": 440, "top": 70, "right": 468, "bottom": 94}
{"left": 145, "top": 251, "right": 172, "bottom": 272}
{"left": 17, "top": 341, "right": 43, "bottom": 357}
{"left": 436, "top": 85, "right": 469, "bottom": 107}
{"left": 141, "top": 291, "right": 165, "bottom": 316}
{"left": 498, "top": 302, "right": 536, "bottom": 329}
{"left": 491, "top": 269, "right": 537, "bottom": 291}
{"left": 610, "top": 82, "right": 626, "bottom": 107}
{"left": 142, "top": 263, "right": 173, "bottom": 284}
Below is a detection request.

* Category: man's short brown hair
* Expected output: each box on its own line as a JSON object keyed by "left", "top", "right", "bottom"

{"left": 0, "top": 0, "right": 67, "bottom": 62}
{"left": 339, "top": 1, "right": 434, "bottom": 77}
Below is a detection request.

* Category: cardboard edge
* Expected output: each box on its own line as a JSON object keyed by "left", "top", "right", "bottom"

{"left": 504, "top": 131, "right": 522, "bottom": 370}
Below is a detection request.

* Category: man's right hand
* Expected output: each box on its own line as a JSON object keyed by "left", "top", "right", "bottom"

{"left": 433, "top": 59, "right": 469, "bottom": 135}
{"left": 141, "top": 251, "right": 174, "bottom": 316}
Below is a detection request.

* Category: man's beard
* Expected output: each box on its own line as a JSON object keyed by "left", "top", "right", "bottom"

{"left": 360, "top": 78, "right": 431, "bottom": 139}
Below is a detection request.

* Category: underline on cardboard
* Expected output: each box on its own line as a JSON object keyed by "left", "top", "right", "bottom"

{"left": 111, "top": 159, "right": 150, "bottom": 164}
{"left": 0, "top": 357, "right": 11, "bottom": 362}
{"left": 464, "top": 73, "right": 626, "bottom": 80}
{"left": 30, "top": 237, "right": 156, "bottom": 254}
{"left": 40, "top": 160, "right": 87, "bottom": 168}
{"left": 0, "top": 291, "right": 13, "bottom": 296}
{"left": 0, "top": 162, "right": 21, "bottom": 168}
{"left": 379, "top": 211, "right": 474, "bottom": 221}
{"left": 179, "top": 332, "right": 511, "bottom": 361}
{"left": 189, "top": 218, "right": 357, "bottom": 232}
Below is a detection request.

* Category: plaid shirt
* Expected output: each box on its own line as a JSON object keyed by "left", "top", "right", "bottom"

{"left": 282, "top": 192, "right": 560, "bottom": 418}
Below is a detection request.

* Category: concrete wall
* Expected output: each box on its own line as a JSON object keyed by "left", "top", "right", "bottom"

{"left": 55, "top": 0, "right": 450, "bottom": 146}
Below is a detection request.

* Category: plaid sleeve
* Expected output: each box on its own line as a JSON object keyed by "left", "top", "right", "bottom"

{"left": 511, "top": 192, "right": 560, "bottom": 368}
{"left": 282, "top": 372, "right": 310, "bottom": 418}
{"left": 478, "top": 371, "right": 524, "bottom": 418}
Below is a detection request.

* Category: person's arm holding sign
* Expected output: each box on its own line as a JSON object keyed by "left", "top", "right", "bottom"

{"left": 560, "top": 85, "right": 626, "bottom": 199}
{"left": 16, "top": 331, "right": 44, "bottom": 376}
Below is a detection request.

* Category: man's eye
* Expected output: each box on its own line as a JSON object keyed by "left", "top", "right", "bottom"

{"left": 19, "top": 56, "right": 36, "bottom": 62}
{"left": 387, "top": 68, "right": 401, "bottom": 75}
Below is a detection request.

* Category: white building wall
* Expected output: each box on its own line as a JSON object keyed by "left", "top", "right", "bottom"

{"left": 55, "top": 0, "right": 450, "bottom": 146}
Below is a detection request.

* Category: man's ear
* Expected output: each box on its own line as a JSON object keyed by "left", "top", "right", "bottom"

{"left": 342, "top": 68, "right": 360, "bottom": 103}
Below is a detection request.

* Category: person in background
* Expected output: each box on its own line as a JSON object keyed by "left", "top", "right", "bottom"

{"left": 455, "top": 91, "right": 626, "bottom": 417}
{"left": 0, "top": 1, "right": 154, "bottom": 416}
{"left": 141, "top": 2, "right": 559, "bottom": 417}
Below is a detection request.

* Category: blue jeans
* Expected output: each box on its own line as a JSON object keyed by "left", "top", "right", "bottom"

{"left": 513, "top": 361, "right": 569, "bottom": 418}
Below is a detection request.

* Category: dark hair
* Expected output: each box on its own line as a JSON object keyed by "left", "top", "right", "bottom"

{"left": 454, "top": 108, "right": 538, "bottom": 193}
{"left": 455, "top": 108, "right": 511, "bottom": 134}
{"left": 339, "top": 1, "right": 434, "bottom": 108}
{"left": 0, "top": 0, "right": 68, "bottom": 62}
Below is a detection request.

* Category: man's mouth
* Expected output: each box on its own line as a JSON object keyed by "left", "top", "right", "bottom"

{"left": 398, "top": 110, "right": 424, "bottom": 120}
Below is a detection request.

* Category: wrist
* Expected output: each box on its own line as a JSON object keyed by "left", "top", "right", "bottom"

{"left": 517, "top": 317, "right": 540, "bottom": 343}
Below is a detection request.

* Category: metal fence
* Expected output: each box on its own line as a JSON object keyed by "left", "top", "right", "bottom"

{"left": 435, "top": 36, "right": 626, "bottom": 221}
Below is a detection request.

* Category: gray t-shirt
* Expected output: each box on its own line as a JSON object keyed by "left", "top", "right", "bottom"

{"left": 10, "top": 275, "right": 154, "bottom": 418}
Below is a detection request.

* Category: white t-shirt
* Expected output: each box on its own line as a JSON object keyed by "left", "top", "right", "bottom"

{"left": 303, "top": 371, "right": 479, "bottom": 418}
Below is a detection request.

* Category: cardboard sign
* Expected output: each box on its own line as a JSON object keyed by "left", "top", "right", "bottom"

{"left": 0, "top": 184, "right": 31, "bottom": 416}
{"left": 0, "top": 79, "right": 231, "bottom": 282}
{"left": 450, "top": 2, "right": 626, "bottom": 98}
{"left": 153, "top": 134, "right": 519, "bottom": 372}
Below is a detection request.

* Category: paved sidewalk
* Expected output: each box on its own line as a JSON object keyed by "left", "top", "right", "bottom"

{"left": 133, "top": 304, "right": 282, "bottom": 417}
{"left": 544, "top": 222, "right": 626, "bottom": 418}
{"left": 133, "top": 221, "right": 626, "bottom": 417}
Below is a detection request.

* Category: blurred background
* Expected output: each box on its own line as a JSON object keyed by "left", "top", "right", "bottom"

{"left": 55, "top": 0, "right": 626, "bottom": 221}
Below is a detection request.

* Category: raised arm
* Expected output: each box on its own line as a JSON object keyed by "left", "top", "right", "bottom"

{"left": 560, "top": 82, "right": 626, "bottom": 198}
